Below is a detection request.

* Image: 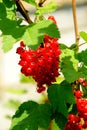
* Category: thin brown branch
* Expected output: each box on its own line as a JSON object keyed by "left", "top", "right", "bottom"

{"left": 38, "top": 0, "right": 47, "bottom": 7}
{"left": 15, "top": 0, "right": 33, "bottom": 24}
{"left": 72, "top": 0, "right": 80, "bottom": 45}
{"left": 79, "top": 42, "right": 87, "bottom": 47}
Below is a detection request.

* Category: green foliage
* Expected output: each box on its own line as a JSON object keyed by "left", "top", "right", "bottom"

{"left": 60, "top": 48, "right": 79, "bottom": 83}
{"left": 1, "top": 1, "right": 87, "bottom": 130}
{"left": 78, "top": 49, "right": 87, "bottom": 66}
{"left": 23, "top": 0, "right": 37, "bottom": 6}
{"left": 22, "top": 20, "right": 60, "bottom": 49}
{"left": 36, "top": 2, "right": 57, "bottom": 15}
{"left": 20, "top": 74, "right": 35, "bottom": 83}
{"left": 10, "top": 101, "right": 52, "bottom": 130}
{"left": 2, "top": 0, "right": 16, "bottom": 20}
{"left": 55, "top": 113, "right": 67, "bottom": 130}
{"left": 51, "top": 120, "right": 60, "bottom": 130}
{"left": 1, "top": 19, "right": 60, "bottom": 52}
{"left": 80, "top": 31, "right": 87, "bottom": 42}
{"left": 0, "top": 2, "right": 7, "bottom": 18}
{"left": 77, "top": 49, "right": 87, "bottom": 79}
{"left": 47, "top": 81, "right": 75, "bottom": 118}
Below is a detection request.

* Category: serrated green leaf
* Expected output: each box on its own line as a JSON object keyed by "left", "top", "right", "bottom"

{"left": 0, "top": 18, "right": 25, "bottom": 52}
{"left": 60, "top": 49, "right": 79, "bottom": 82}
{"left": 78, "top": 49, "right": 87, "bottom": 66}
{"left": 21, "top": 20, "right": 60, "bottom": 49}
{"left": 80, "top": 31, "right": 87, "bottom": 42}
{"left": 1, "top": 19, "right": 60, "bottom": 52}
{"left": 61, "top": 57, "right": 79, "bottom": 83}
{"left": 36, "top": 2, "right": 57, "bottom": 15}
{"left": 47, "top": 81, "right": 75, "bottom": 117}
{"left": 55, "top": 113, "right": 67, "bottom": 130}
{"left": 10, "top": 101, "right": 39, "bottom": 129}
{"left": 23, "top": 0, "right": 37, "bottom": 6}
{"left": 10, "top": 101, "right": 52, "bottom": 130}
{"left": 60, "top": 48, "right": 78, "bottom": 70}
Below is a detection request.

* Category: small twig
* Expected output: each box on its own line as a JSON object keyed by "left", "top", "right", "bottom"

{"left": 15, "top": 0, "right": 33, "bottom": 24}
{"left": 72, "top": 0, "right": 80, "bottom": 47}
{"left": 38, "top": 0, "right": 47, "bottom": 7}
{"left": 79, "top": 42, "right": 87, "bottom": 47}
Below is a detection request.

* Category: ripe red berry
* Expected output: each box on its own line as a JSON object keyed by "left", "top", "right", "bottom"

{"left": 74, "top": 90, "right": 82, "bottom": 99}
{"left": 78, "top": 78, "right": 85, "bottom": 83}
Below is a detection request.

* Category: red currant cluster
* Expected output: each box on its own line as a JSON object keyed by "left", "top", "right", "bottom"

{"left": 64, "top": 114, "right": 82, "bottom": 130}
{"left": 78, "top": 78, "right": 87, "bottom": 87}
{"left": 16, "top": 16, "right": 61, "bottom": 93}
{"left": 65, "top": 78, "right": 87, "bottom": 130}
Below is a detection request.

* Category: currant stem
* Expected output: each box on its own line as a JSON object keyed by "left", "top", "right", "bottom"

{"left": 38, "top": 0, "right": 47, "bottom": 7}
{"left": 72, "top": 0, "right": 80, "bottom": 50}
{"left": 79, "top": 42, "right": 87, "bottom": 47}
{"left": 15, "top": 0, "right": 33, "bottom": 24}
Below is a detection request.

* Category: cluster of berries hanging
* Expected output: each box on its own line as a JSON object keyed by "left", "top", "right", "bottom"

{"left": 65, "top": 78, "right": 87, "bottom": 130}
{"left": 16, "top": 16, "right": 61, "bottom": 93}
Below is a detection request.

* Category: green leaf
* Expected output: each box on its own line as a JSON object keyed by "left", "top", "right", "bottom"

{"left": 2, "top": 0, "right": 15, "bottom": 8}
{"left": 51, "top": 120, "right": 60, "bottom": 130}
{"left": 23, "top": 0, "right": 37, "bottom": 6}
{"left": 59, "top": 43, "right": 69, "bottom": 50}
{"left": 20, "top": 74, "right": 35, "bottom": 83}
{"left": 10, "top": 101, "right": 52, "bottom": 130}
{"left": 55, "top": 113, "right": 67, "bottom": 130}
{"left": 37, "top": 103, "right": 52, "bottom": 129}
{"left": 1, "top": 19, "right": 60, "bottom": 52}
{"left": 10, "top": 101, "right": 39, "bottom": 130}
{"left": 0, "top": 2, "right": 7, "bottom": 18}
{"left": 79, "top": 65, "right": 87, "bottom": 79}
{"left": 0, "top": 18, "right": 25, "bottom": 52}
{"left": 2, "top": 35, "right": 16, "bottom": 52}
{"left": 47, "top": 81, "right": 75, "bottom": 117}
{"left": 78, "top": 49, "right": 87, "bottom": 66}
{"left": 80, "top": 31, "right": 87, "bottom": 42}
{"left": 36, "top": 2, "right": 57, "bottom": 15}
{"left": 60, "top": 49, "right": 79, "bottom": 83}
{"left": 2, "top": 0, "right": 16, "bottom": 20}
{"left": 22, "top": 20, "right": 60, "bottom": 49}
